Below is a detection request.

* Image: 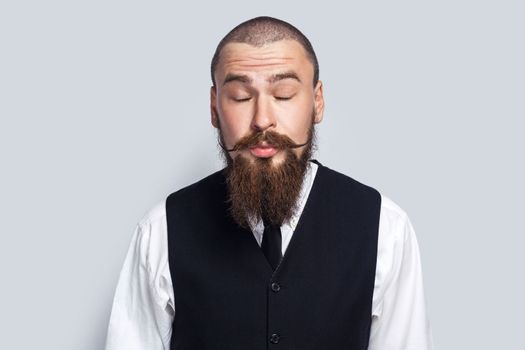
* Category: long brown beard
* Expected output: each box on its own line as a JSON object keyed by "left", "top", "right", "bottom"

{"left": 217, "top": 116, "right": 316, "bottom": 229}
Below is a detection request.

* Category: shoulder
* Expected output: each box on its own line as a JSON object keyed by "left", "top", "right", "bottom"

{"left": 129, "top": 198, "right": 169, "bottom": 272}
{"left": 137, "top": 199, "right": 167, "bottom": 229}
{"left": 318, "top": 163, "right": 379, "bottom": 191}
{"left": 315, "top": 162, "right": 412, "bottom": 241}
{"left": 166, "top": 169, "right": 225, "bottom": 206}
{"left": 135, "top": 168, "right": 226, "bottom": 239}
{"left": 315, "top": 162, "right": 381, "bottom": 206}
{"left": 133, "top": 198, "right": 168, "bottom": 255}
{"left": 379, "top": 194, "right": 410, "bottom": 230}
{"left": 377, "top": 193, "right": 415, "bottom": 246}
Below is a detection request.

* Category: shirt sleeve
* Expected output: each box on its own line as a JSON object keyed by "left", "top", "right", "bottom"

{"left": 105, "top": 218, "right": 174, "bottom": 350}
{"left": 368, "top": 206, "right": 434, "bottom": 350}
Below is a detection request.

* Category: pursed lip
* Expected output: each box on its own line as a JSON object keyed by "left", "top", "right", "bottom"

{"left": 249, "top": 141, "right": 276, "bottom": 149}
{"left": 249, "top": 142, "right": 278, "bottom": 158}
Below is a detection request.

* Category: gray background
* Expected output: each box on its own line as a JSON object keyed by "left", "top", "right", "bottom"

{"left": 1, "top": 1, "right": 523, "bottom": 349}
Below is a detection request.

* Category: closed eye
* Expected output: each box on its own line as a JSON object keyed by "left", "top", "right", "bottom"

{"left": 275, "top": 96, "right": 293, "bottom": 101}
{"left": 233, "top": 97, "right": 252, "bottom": 102}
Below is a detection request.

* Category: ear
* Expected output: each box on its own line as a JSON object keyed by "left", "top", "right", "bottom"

{"left": 210, "top": 85, "right": 219, "bottom": 128}
{"left": 313, "top": 80, "right": 324, "bottom": 124}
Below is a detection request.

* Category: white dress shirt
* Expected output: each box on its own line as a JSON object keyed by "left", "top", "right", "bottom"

{"left": 105, "top": 162, "right": 434, "bottom": 350}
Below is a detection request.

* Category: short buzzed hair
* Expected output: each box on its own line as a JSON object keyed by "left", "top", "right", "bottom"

{"left": 210, "top": 16, "right": 319, "bottom": 87}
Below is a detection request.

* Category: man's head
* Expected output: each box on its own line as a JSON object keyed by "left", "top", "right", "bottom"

{"left": 209, "top": 16, "right": 324, "bottom": 228}
{"left": 210, "top": 17, "right": 320, "bottom": 88}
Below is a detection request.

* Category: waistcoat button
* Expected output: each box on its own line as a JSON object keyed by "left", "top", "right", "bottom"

{"left": 270, "top": 333, "right": 280, "bottom": 344}
{"left": 271, "top": 282, "right": 281, "bottom": 292}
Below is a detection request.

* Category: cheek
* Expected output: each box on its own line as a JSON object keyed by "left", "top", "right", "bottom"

{"left": 277, "top": 103, "right": 313, "bottom": 140}
{"left": 218, "top": 105, "right": 252, "bottom": 145}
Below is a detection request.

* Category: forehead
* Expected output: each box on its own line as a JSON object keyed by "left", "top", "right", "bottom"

{"left": 215, "top": 40, "right": 313, "bottom": 85}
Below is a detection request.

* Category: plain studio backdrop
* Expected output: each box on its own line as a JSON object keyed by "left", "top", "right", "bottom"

{"left": 0, "top": 1, "right": 523, "bottom": 349}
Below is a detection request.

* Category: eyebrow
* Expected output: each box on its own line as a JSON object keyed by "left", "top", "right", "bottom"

{"left": 268, "top": 71, "right": 301, "bottom": 84}
{"left": 222, "top": 71, "right": 301, "bottom": 86}
{"left": 223, "top": 74, "right": 252, "bottom": 86}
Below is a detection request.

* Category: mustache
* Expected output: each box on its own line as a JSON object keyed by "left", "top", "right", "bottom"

{"left": 218, "top": 130, "right": 311, "bottom": 152}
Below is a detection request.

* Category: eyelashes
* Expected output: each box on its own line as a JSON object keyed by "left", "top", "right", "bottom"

{"left": 233, "top": 97, "right": 251, "bottom": 102}
{"left": 232, "top": 95, "right": 294, "bottom": 103}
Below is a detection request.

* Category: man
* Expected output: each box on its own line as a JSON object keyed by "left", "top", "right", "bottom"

{"left": 105, "top": 16, "right": 433, "bottom": 350}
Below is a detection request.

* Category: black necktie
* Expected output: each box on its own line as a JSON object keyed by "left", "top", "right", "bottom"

{"left": 261, "top": 217, "right": 283, "bottom": 271}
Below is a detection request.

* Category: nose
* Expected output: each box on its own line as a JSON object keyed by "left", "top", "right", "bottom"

{"left": 251, "top": 96, "right": 276, "bottom": 132}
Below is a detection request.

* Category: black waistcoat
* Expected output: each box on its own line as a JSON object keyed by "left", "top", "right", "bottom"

{"left": 166, "top": 160, "right": 382, "bottom": 350}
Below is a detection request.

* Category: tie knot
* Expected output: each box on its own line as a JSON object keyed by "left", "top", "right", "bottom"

{"left": 262, "top": 216, "right": 278, "bottom": 229}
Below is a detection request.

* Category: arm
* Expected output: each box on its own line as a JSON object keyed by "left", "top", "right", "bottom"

{"left": 105, "top": 218, "right": 174, "bottom": 350}
{"left": 368, "top": 205, "right": 434, "bottom": 350}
